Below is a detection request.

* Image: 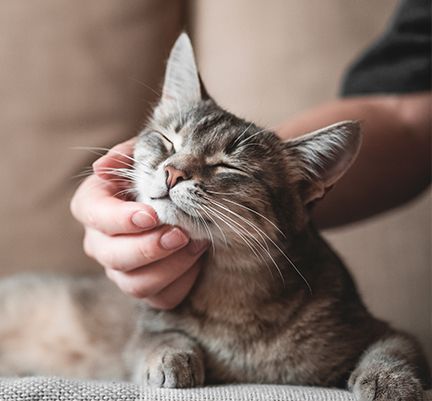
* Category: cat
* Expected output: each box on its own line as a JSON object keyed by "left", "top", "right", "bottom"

{"left": 0, "top": 33, "right": 430, "bottom": 401}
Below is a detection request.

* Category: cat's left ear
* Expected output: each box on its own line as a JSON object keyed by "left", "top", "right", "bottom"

{"left": 161, "top": 33, "right": 204, "bottom": 106}
{"left": 284, "top": 121, "right": 362, "bottom": 205}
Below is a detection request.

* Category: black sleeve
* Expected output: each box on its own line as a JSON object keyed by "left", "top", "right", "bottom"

{"left": 341, "top": 0, "right": 431, "bottom": 97}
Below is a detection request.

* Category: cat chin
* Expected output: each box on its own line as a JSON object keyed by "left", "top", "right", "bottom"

{"left": 136, "top": 195, "right": 209, "bottom": 241}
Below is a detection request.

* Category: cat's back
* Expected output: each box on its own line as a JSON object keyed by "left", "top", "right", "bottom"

{"left": 0, "top": 273, "right": 135, "bottom": 379}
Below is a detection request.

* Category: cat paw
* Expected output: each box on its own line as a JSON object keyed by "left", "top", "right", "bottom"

{"left": 135, "top": 350, "right": 204, "bottom": 388}
{"left": 349, "top": 368, "right": 424, "bottom": 401}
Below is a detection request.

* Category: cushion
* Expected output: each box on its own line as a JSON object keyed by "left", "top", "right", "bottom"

{"left": 1, "top": 377, "right": 431, "bottom": 401}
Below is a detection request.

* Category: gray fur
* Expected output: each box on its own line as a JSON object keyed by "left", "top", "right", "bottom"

{"left": 0, "top": 34, "right": 429, "bottom": 400}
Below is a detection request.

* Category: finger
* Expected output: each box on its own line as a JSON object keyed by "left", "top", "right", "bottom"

{"left": 144, "top": 261, "right": 202, "bottom": 310}
{"left": 104, "top": 240, "right": 208, "bottom": 298}
{"left": 92, "top": 138, "right": 137, "bottom": 179}
{"left": 85, "top": 227, "right": 203, "bottom": 272}
{"left": 71, "top": 175, "right": 158, "bottom": 235}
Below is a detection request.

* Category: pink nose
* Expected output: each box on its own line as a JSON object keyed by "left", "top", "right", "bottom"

{"left": 165, "top": 165, "right": 188, "bottom": 189}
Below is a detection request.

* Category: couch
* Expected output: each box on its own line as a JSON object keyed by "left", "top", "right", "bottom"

{"left": 0, "top": 0, "right": 430, "bottom": 399}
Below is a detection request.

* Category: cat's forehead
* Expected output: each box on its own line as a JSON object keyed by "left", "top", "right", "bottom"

{"left": 153, "top": 102, "right": 264, "bottom": 157}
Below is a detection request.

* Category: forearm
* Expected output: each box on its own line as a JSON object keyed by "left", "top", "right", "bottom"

{"left": 277, "top": 93, "right": 431, "bottom": 228}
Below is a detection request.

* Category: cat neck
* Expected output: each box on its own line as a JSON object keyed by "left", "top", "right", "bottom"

{"left": 185, "top": 224, "right": 334, "bottom": 322}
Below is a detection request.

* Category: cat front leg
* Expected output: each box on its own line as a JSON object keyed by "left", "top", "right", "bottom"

{"left": 348, "top": 332, "right": 430, "bottom": 401}
{"left": 124, "top": 330, "right": 205, "bottom": 388}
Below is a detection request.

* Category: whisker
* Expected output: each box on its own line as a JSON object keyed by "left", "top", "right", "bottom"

{"left": 130, "top": 77, "right": 161, "bottom": 97}
{"left": 71, "top": 169, "right": 96, "bottom": 180}
{"left": 194, "top": 209, "right": 215, "bottom": 253}
{"left": 71, "top": 168, "right": 138, "bottom": 186}
{"left": 113, "top": 187, "right": 137, "bottom": 199}
{"left": 203, "top": 205, "right": 265, "bottom": 262}
{"left": 197, "top": 204, "right": 228, "bottom": 248}
{"left": 235, "top": 127, "right": 267, "bottom": 149}
{"left": 74, "top": 176, "right": 123, "bottom": 194}
{"left": 206, "top": 189, "right": 237, "bottom": 196}
{"left": 235, "top": 123, "right": 280, "bottom": 147}
{"left": 221, "top": 198, "right": 286, "bottom": 238}
{"left": 94, "top": 167, "right": 140, "bottom": 180}
{"left": 231, "top": 122, "right": 254, "bottom": 147}
{"left": 71, "top": 146, "right": 143, "bottom": 169}
{"left": 205, "top": 196, "right": 311, "bottom": 293}
{"left": 203, "top": 201, "right": 283, "bottom": 284}
{"left": 237, "top": 142, "right": 267, "bottom": 152}
{"left": 206, "top": 197, "right": 270, "bottom": 252}
{"left": 201, "top": 203, "right": 277, "bottom": 282}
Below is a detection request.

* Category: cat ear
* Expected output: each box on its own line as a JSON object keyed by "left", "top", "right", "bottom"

{"left": 161, "top": 33, "right": 202, "bottom": 106}
{"left": 284, "top": 121, "right": 362, "bottom": 205}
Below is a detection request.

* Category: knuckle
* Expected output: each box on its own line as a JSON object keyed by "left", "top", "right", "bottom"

{"left": 88, "top": 241, "right": 120, "bottom": 271}
{"left": 122, "top": 280, "right": 152, "bottom": 299}
{"left": 70, "top": 178, "right": 92, "bottom": 221}
{"left": 104, "top": 267, "right": 116, "bottom": 282}
{"left": 73, "top": 200, "right": 101, "bottom": 232}
{"left": 83, "top": 230, "right": 124, "bottom": 270}
{"left": 85, "top": 208, "right": 98, "bottom": 231}
{"left": 110, "top": 144, "right": 122, "bottom": 153}
{"left": 70, "top": 195, "right": 78, "bottom": 218}
{"left": 155, "top": 298, "right": 178, "bottom": 311}
{"left": 83, "top": 231, "right": 94, "bottom": 258}
{"left": 146, "top": 294, "right": 179, "bottom": 310}
{"left": 113, "top": 211, "right": 132, "bottom": 233}
{"left": 135, "top": 242, "right": 157, "bottom": 264}
{"left": 97, "top": 226, "right": 111, "bottom": 237}
{"left": 99, "top": 251, "right": 123, "bottom": 271}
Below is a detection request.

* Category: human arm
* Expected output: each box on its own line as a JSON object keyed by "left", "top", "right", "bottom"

{"left": 277, "top": 92, "right": 431, "bottom": 228}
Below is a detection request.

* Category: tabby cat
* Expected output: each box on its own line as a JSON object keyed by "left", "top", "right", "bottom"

{"left": 0, "top": 34, "right": 429, "bottom": 401}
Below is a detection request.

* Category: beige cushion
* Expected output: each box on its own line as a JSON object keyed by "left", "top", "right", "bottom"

{"left": 0, "top": 377, "right": 431, "bottom": 401}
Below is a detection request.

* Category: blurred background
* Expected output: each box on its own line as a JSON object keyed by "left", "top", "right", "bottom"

{"left": 0, "top": 0, "right": 430, "bottom": 364}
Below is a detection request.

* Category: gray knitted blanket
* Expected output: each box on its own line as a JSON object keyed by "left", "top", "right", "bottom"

{"left": 0, "top": 377, "right": 431, "bottom": 401}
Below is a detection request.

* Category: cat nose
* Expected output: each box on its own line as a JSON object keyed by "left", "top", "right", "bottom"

{"left": 165, "top": 165, "right": 189, "bottom": 189}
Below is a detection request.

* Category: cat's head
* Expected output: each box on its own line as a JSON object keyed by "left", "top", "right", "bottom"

{"left": 133, "top": 33, "right": 361, "bottom": 247}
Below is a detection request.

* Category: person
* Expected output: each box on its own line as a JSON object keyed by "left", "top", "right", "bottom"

{"left": 71, "top": 0, "right": 431, "bottom": 310}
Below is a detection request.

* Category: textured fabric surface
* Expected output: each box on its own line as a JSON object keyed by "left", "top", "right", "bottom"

{"left": 341, "top": 0, "right": 432, "bottom": 96}
{"left": 0, "top": 378, "right": 431, "bottom": 401}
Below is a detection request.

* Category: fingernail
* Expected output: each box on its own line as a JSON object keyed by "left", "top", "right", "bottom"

{"left": 92, "top": 157, "right": 106, "bottom": 172}
{"left": 160, "top": 228, "right": 189, "bottom": 250}
{"left": 188, "top": 240, "right": 209, "bottom": 255}
{"left": 131, "top": 211, "right": 158, "bottom": 229}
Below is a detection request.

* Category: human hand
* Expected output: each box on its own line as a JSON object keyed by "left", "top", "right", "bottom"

{"left": 70, "top": 139, "right": 208, "bottom": 310}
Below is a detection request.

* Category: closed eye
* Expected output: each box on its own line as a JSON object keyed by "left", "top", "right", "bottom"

{"left": 211, "top": 162, "right": 247, "bottom": 174}
{"left": 153, "top": 131, "right": 174, "bottom": 152}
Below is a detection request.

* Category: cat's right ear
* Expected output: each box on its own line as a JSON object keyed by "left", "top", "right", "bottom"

{"left": 160, "top": 33, "right": 203, "bottom": 106}
{"left": 284, "top": 121, "right": 362, "bottom": 205}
